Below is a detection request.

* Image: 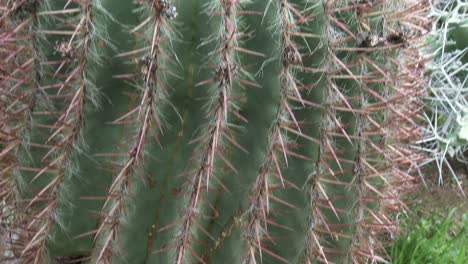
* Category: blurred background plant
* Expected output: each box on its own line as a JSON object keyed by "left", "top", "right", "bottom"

{"left": 390, "top": 208, "right": 467, "bottom": 263}
{"left": 417, "top": 0, "right": 468, "bottom": 192}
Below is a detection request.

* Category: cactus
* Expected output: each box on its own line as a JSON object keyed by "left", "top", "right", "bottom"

{"left": 0, "top": 0, "right": 430, "bottom": 263}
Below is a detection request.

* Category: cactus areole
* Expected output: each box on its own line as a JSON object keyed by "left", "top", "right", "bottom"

{"left": 1, "top": 0, "right": 429, "bottom": 263}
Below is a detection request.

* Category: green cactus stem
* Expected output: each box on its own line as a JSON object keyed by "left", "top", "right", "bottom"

{"left": 0, "top": 0, "right": 431, "bottom": 263}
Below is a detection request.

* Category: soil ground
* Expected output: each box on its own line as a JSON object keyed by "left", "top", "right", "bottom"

{"left": 404, "top": 158, "right": 468, "bottom": 228}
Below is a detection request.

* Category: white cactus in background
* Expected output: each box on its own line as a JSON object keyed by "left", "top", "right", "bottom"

{"left": 417, "top": 0, "right": 468, "bottom": 193}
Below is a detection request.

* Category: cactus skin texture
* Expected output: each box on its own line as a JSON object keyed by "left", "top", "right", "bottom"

{"left": 0, "top": 0, "right": 430, "bottom": 263}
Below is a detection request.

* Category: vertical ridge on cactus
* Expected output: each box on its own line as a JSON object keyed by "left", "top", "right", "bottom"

{"left": 304, "top": 1, "right": 340, "bottom": 262}
{"left": 16, "top": 1, "right": 103, "bottom": 262}
{"left": 301, "top": 0, "right": 429, "bottom": 262}
{"left": 1, "top": 0, "right": 42, "bottom": 262}
{"left": 89, "top": 0, "right": 179, "bottom": 262}
{"left": 243, "top": 1, "right": 313, "bottom": 263}
{"left": 165, "top": 1, "right": 253, "bottom": 263}
{"left": 1, "top": 0, "right": 432, "bottom": 263}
